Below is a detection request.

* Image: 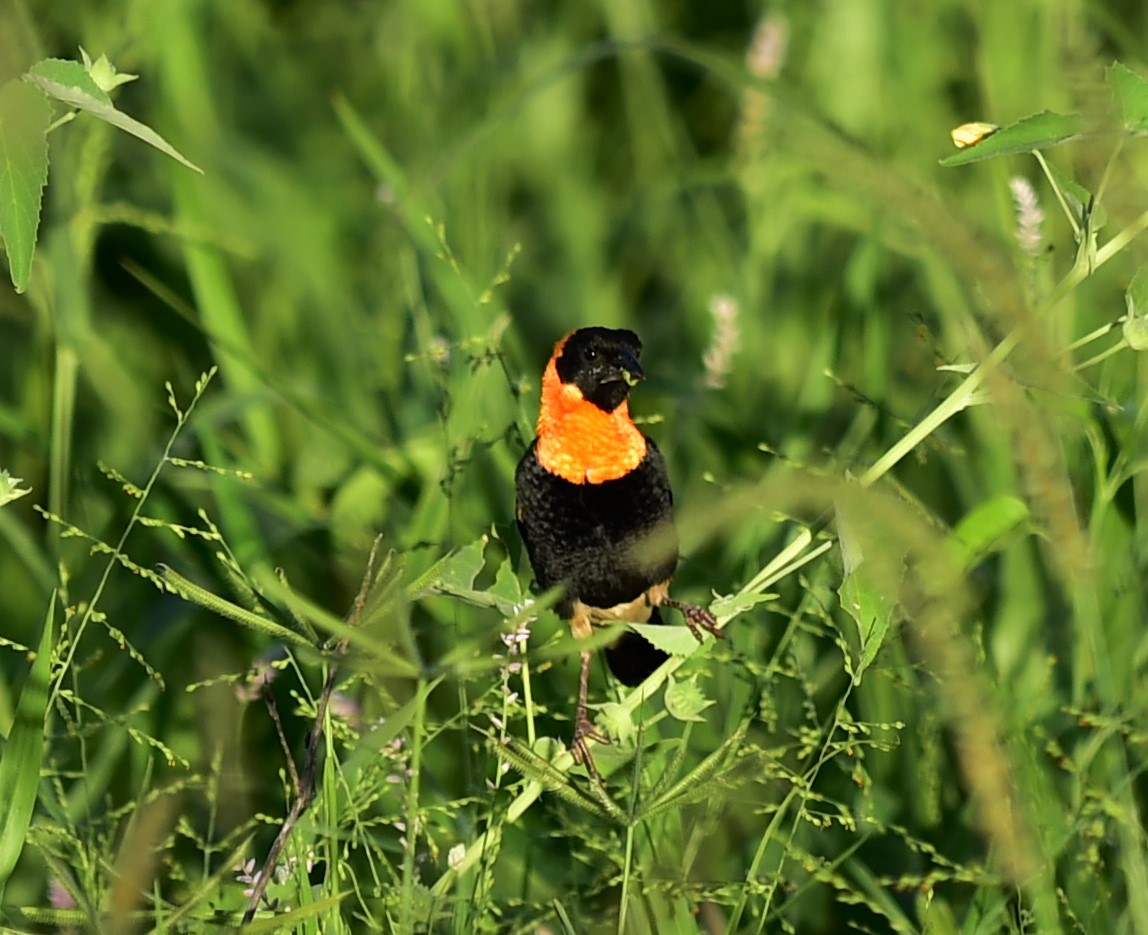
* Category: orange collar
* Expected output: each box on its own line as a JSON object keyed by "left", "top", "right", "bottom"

{"left": 535, "top": 355, "right": 646, "bottom": 484}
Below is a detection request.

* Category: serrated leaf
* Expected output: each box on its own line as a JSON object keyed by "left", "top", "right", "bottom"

{"left": 664, "top": 674, "right": 714, "bottom": 722}
{"left": 0, "top": 80, "right": 51, "bottom": 293}
{"left": 25, "top": 59, "right": 202, "bottom": 174}
{"left": 27, "top": 59, "right": 112, "bottom": 105}
{"left": 624, "top": 622, "right": 701, "bottom": 657}
{"left": 939, "top": 111, "right": 1082, "bottom": 166}
{"left": 487, "top": 556, "right": 526, "bottom": 614}
{"left": 948, "top": 496, "right": 1030, "bottom": 572}
{"left": 1108, "top": 61, "right": 1148, "bottom": 133}
{"left": 709, "top": 590, "right": 777, "bottom": 619}
{"left": 408, "top": 536, "right": 487, "bottom": 599}
{"left": 597, "top": 701, "right": 636, "bottom": 746}
{"left": 0, "top": 598, "right": 53, "bottom": 902}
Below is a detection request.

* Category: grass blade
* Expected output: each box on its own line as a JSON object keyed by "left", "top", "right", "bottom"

{"left": 0, "top": 595, "right": 54, "bottom": 901}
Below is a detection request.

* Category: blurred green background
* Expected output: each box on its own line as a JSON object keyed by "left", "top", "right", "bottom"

{"left": 2, "top": 0, "right": 1148, "bottom": 932}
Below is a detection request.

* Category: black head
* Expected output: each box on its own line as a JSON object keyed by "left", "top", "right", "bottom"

{"left": 555, "top": 327, "right": 645, "bottom": 412}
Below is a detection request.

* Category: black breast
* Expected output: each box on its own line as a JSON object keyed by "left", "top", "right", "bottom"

{"left": 514, "top": 438, "right": 678, "bottom": 615}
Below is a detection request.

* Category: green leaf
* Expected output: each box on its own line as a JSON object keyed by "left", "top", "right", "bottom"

{"left": 708, "top": 590, "right": 777, "bottom": 620}
{"left": 0, "top": 597, "right": 54, "bottom": 902}
{"left": 663, "top": 674, "right": 714, "bottom": 722}
{"left": 25, "top": 59, "right": 203, "bottom": 174}
{"left": 79, "top": 48, "right": 138, "bottom": 94}
{"left": 1108, "top": 61, "right": 1148, "bottom": 132}
{"left": 157, "top": 564, "right": 315, "bottom": 648}
{"left": 948, "top": 496, "right": 1030, "bottom": 572}
{"left": 939, "top": 111, "right": 1082, "bottom": 166}
{"left": 836, "top": 506, "right": 899, "bottom": 682}
{"left": 1043, "top": 161, "right": 1107, "bottom": 233}
{"left": 484, "top": 555, "right": 528, "bottom": 617}
{"left": 408, "top": 536, "right": 487, "bottom": 599}
{"left": 597, "top": 701, "right": 636, "bottom": 746}
{"left": 1124, "top": 264, "right": 1148, "bottom": 350}
{"left": 1124, "top": 317, "right": 1148, "bottom": 351}
{"left": 0, "top": 469, "right": 32, "bottom": 507}
{"left": 624, "top": 622, "right": 700, "bottom": 657}
{"left": 0, "top": 79, "right": 51, "bottom": 293}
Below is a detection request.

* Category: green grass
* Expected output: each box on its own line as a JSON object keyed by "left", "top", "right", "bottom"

{"left": 2, "top": 1, "right": 1148, "bottom": 932}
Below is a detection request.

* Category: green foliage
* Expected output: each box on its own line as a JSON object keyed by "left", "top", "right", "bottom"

{"left": 3, "top": 2, "right": 1148, "bottom": 933}
{"left": 0, "top": 50, "right": 199, "bottom": 292}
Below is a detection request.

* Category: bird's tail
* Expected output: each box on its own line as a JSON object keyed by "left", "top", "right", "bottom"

{"left": 604, "top": 606, "right": 671, "bottom": 686}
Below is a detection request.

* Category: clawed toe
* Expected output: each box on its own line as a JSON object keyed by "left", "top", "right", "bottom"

{"left": 666, "top": 598, "right": 725, "bottom": 642}
{"left": 572, "top": 715, "right": 608, "bottom": 775}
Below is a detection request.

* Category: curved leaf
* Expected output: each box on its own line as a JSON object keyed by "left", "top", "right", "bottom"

{"left": 25, "top": 59, "right": 202, "bottom": 174}
{"left": 940, "top": 111, "right": 1082, "bottom": 166}
{"left": 0, "top": 79, "right": 51, "bottom": 292}
{"left": 0, "top": 598, "right": 54, "bottom": 901}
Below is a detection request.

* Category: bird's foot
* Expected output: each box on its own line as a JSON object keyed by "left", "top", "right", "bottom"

{"left": 571, "top": 712, "right": 608, "bottom": 776}
{"left": 665, "top": 598, "right": 725, "bottom": 643}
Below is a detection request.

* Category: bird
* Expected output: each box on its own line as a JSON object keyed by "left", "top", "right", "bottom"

{"left": 514, "top": 326, "right": 723, "bottom": 774}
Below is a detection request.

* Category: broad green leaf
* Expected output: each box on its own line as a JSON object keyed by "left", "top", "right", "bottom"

{"left": 948, "top": 496, "right": 1030, "bottom": 572}
{"left": 1124, "top": 317, "right": 1148, "bottom": 351}
{"left": 485, "top": 555, "right": 527, "bottom": 616}
{"left": 625, "top": 622, "right": 701, "bottom": 657}
{"left": 0, "top": 79, "right": 51, "bottom": 293}
{"left": 407, "top": 536, "right": 487, "bottom": 599}
{"left": 663, "top": 674, "right": 714, "bottom": 722}
{"left": 597, "top": 701, "right": 636, "bottom": 746}
{"left": 25, "top": 59, "right": 202, "bottom": 174}
{"left": 836, "top": 506, "right": 899, "bottom": 681}
{"left": 939, "top": 111, "right": 1082, "bottom": 166}
{"left": 0, "top": 597, "right": 54, "bottom": 901}
{"left": 1125, "top": 265, "right": 1148, "bottom": 350}
{"left": 1108, "top": 61, "right": 1148, "bottom": 132}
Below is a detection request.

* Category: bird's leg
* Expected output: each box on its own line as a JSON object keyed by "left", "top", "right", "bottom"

{"left": 572, "top": 649, "right": 608, "bottom": 775}
{"left": 664, "top": 597, "right": 725, "bottom": 642}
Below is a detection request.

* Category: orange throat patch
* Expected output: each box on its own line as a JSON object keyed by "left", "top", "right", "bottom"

{"left": 535, "top": 357, "right": 647, "bottom": 484}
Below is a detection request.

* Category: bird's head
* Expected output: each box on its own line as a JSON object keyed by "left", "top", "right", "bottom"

{"left": 551, "top": 327, "right": 645, "bottom": 413}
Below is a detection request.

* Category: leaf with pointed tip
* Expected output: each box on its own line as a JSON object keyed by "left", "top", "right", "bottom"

{"left": 408, "top": 536, "right": 487, "bottom": 599}
{"left": 1108, "top": 61, "right": 1148, "bottom": 133}
{"left": 939, "top": 111, "right": 1082, "bottom": 166}
{"left": 664, "top": 675, "right": 714, "bottom": 722}
{"left": 0, "top": 80, "right": 51, "bottom": 292}
{"left": 625, "top": 622, "right": 701, "bottom": 657}
{"left": 709, "top": 591, "right": 776, "bottom": 620}
{"left": 25, "top": 59, "right": 202, "bottom": 174}
{"left": 836, "top": 506, "right": 900, "bottom": 681}
{"left": 0, "top": 599, "right": 54, "bottom": 902}
{"left": 1125, "top": 264, "right": 1148, "bottom": 350}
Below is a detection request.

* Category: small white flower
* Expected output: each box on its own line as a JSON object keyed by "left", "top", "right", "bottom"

{"left": 1009, "top": 176, "right": 1044, "bottom": 259}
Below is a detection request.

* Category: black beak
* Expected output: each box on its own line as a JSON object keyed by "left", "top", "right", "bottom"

{"left": 617, "top": 349, "right": 644, "bottom": 386}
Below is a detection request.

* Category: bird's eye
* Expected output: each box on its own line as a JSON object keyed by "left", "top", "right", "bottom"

{"left": 583, "top": 347, "right": 598, "bottom": 361}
